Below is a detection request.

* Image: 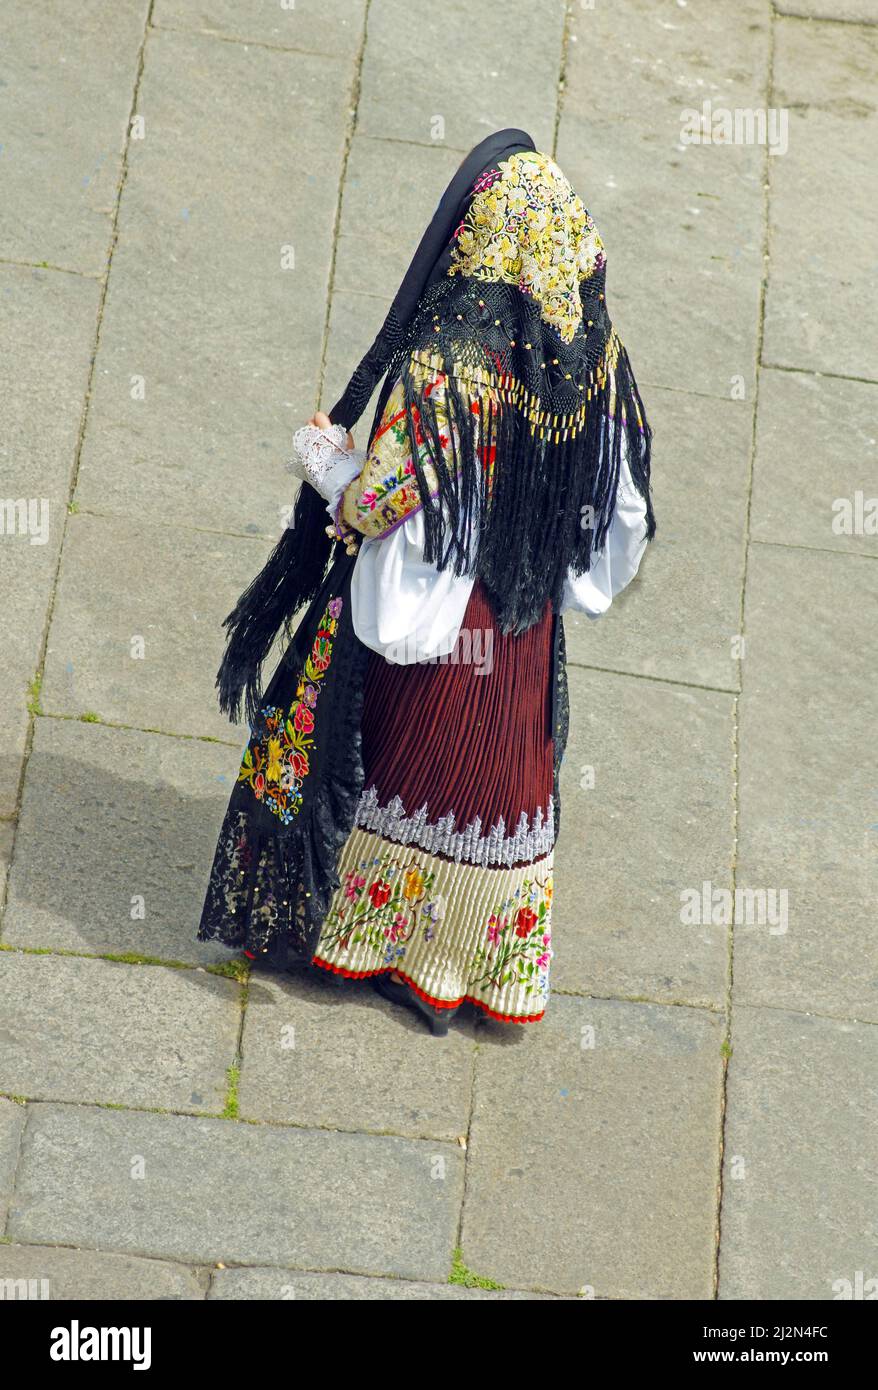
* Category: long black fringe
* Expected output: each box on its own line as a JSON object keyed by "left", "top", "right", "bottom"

{"left": 216, "top": 485, "right": 335, "bottom": 728}
{"left": 396, "top": 283, "right": 655, "bottom": 636}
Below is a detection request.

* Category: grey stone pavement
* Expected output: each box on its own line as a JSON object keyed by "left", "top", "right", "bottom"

{"left": 0, "top": 0, "right": 876, "bottom": 1301}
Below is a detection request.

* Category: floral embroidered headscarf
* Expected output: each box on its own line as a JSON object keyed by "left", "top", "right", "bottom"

{"left": 448, "top": 151, "right": 606, "bottom": 345}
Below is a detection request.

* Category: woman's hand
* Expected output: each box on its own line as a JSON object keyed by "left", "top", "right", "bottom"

{"left": 308, "top": 410, "right": 354, "bottom": 452}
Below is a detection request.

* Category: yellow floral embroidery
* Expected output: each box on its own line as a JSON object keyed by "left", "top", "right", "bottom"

{"left": 236, "top": 595, "right": 343, "bottom": 824}
{"left": 448, "top": 151, "right": 604, "bottom": 344}
{"left": 403, "top": 867, "right": 425, "bottom": 900}
{"left": 338, "top": 358, "right": 464, "bottom": 539}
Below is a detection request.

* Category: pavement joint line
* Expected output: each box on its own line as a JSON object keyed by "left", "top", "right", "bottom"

{"left": 326, "top": 278, "right": 396, "bottom": 303}
{"left": 0, "top": 941, "right": 737, "bottom": 1017}
{"left": 28, "top": 660, "right": 741, "bottom": 748}
{"left": 749, "top": 538, "right": 878, "bottom": 560}
{"left": 224, "top": 971, "right": 250, "bottom": 1119}
{"left": 0, "top": 943, "right": 208, "bottom": 971}
{"left": 0, "top": 1094, "right": 475, "bottom": 1148}
{"left": 147, "top": 20, "right": 359, "bottom": 60}
{"left": 638, "top": 379, "right": 756, "bottom": 403}
{"left": 314, "top": 0, "right": 372, "bottom": 413}
{"left": 712, "top": 0, "right": 778, "bottom": 1301}
{"left": 0, "top": 1235, "right": 567, "bottom": 1297}
{"left": 4, "top": 938, "right": 873, "bottom": 1029}
{"left": 0, "top": 1096, "right": 27, "bottom": 1243}
{"left": 761, "top": 360, "right": 878, "bottom": 387}
{"left": 453, "top": 1016, "right": 485, "bottom": 1280}
{"left": 32, "top": 708, "right": 243, "bottom": 747}
{"left": 564, "top": 660, "right": 740, "bottom": 697}
{"left": 551, "top": 0, "right": 573, "bottom": 161}
{"left": 728, "top": 999, "right": 878, "bottom": 1029}
{"left": 0, "top": 0, "right": 157, "bottom": 943}
{"left": 551, "top": 987, "right": 727, "bottom": 1015}
{"left": 1, "top": 1100, "right": 32, "bottom": 1243}
{"left": 357, "top": 132, "right": 474, "bottom": 155}
{"left": 60, "top": 505, "right": 279, "bottom": 544}
{"left": 0, "top": 1236, "right": 212, "bottom": 1277}
{"left": 0, "top": 258, "right": 103, "bottom": 280}
{"left": 771, "top": 5, "right": 878, "bottom": 29}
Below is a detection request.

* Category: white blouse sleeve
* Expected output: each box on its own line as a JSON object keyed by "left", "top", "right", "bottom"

{"left": 319, "top": 433, "right": 649, "bottom": 658}
{"left": 561, "top": 443, "right": 650, "bottom": 619}
{"left": 323, "top": 467, "right": 475, "bottom": 664}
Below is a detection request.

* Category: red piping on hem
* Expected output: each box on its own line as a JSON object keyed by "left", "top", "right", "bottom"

{"left": 310, "top": 954, "right": 545, "bottom": 1025}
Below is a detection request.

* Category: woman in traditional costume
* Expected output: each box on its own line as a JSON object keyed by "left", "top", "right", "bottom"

{"left": 197, "top": 129, "right": 655, "bottom": 1034}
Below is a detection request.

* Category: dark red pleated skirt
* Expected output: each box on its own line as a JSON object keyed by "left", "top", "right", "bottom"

{"left": 358, "top": 579, "right": 555, "bottom": 837}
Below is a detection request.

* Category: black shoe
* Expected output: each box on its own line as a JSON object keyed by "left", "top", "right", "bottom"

{"left": 306, "top": 962, "right": 344, "bottom": 987}
{"left": 373, "top": 973, "right": 459, "bottom": 1037}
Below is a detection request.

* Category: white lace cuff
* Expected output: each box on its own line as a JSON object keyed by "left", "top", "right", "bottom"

{"left": 288, "top": 423, "right": 364, "bottom": 502}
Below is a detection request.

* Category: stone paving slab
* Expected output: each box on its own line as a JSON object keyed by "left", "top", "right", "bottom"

{"left": 1, "top": 718, "right": 236, "bottom": 965}
{"left": 0, "top": 953, "right": 239, "bottom": 1112}
{"left": 562, "top": 385, "right": 751, "bottom": 690}
{"left": 8, "top": 1104, "right": 465, "bottom": 1281}
{"left": 556, "top": 667, "right": 733, "bottom": 1009}
{"left": 559, "top": 118, "right": 765, "bottom": 401}
{"left": 0, "top": 264, "right": 102, "bottom": 815}
{"left": 208, "top": 1267, "right": 561, "bottom": 1299}
{"left": 763, "top": 18, "right": 878, "bottom": 379}
{"left": 559, "top": 1, "right": 767, "bottom": 401}
{"left": 73, "top": 27, "right": 349, "bottom": 535}
{"left": 153, "top": 0, "right": 366, "bottom": 56}
{"left": 333, "top": 136, "right": 463, "bottom": 302}
{"left": 718, "top": 1005, "right": 878, "bottom": 1300}
{"left": 462, "top": 994, "right": 724, "bottom": 1297}
{"left": 0, "top": 1243, "right": 208, "bottom": 1300}
{"left": 0, "top": 1098, "right": 27, "bottom": 1229}
{"left": 0, "top": 0, "right": 148, "bottom": 272}
{"left": 356, "top": 0, "right": 562, "bottom": 153}
{"left": 565, "top": 0, "right": 771, "bottom": 123}
{"left": 39, "top": 512, "right": 262, "bottom": 742}
{"left": 750, "top": 369, "right": 878, "bottom": 554}
{"left": 735, "top": 544, "right": 878, "bottom": 1022}
{"left": 239, "top": 969, "right": 474, "bottom": 1141}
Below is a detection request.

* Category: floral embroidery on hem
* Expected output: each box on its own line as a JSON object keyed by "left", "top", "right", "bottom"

{"left": 471, "top": 872, "right": 554, "bottom": 1003}
{"left": 317, "top": 846, "right": 445, "bottom": 967}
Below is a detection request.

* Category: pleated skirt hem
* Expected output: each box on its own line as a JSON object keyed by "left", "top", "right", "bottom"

{"left": 309, "top": 825, "right": 554, "bottom": 1024}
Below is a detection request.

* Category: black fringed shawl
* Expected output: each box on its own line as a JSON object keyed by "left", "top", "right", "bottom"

{"left": 217, "top": 129, "right": 655, "bottom": 725}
